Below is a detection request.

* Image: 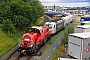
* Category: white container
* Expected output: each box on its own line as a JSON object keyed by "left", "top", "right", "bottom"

{"left": 74, "top": 25, "right": 90, "bottom": 33}
{"left": 68, "top": 32, "right": 90, "bottom": 60}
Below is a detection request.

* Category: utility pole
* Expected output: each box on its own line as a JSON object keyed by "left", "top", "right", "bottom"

{"left": 54, "top": 4, "right": 55, "bottom": 10}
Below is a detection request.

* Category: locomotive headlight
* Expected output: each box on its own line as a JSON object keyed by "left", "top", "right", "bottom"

{"left": 19, "top": 44, "right": 22, "bottom": 47}
{"left": 30, "top": 45, "right": 33, "bottom": 47}
{"left": 19, "top": 42, "right": 22, "bottom": 47}
{"left": 24, "top": 38, "right": 30, "bottom": 41}
{"left": 19, "top": 44, "right": 21, "bottom": 47}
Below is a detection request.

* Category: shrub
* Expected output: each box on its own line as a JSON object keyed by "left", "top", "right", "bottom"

{"left": 52, "top": 43, "right": 64, "bottom": 60}
{"left": 0, "top": 0, "right": 44, "bottom": 31}
{"left": 12, "top": 15, "right": 30, "bottom": 30}
{"left": 2, "top": 19, "right": 15, "bottom": 33}
{"left": 62, "top": 24, "right": 74, "bottom": 45}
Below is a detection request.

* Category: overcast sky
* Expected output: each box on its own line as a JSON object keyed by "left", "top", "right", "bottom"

{"left": 39, "top": 0, "right": 90, "bottom": 7}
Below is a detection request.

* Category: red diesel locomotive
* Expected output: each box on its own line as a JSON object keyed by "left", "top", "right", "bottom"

{"left": 18, "top": 26, "right": 51, "bottom": 55}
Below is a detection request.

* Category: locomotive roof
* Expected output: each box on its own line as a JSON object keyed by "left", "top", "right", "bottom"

{"left": 32, "top": 26, "right": 43, "bottom": 30}
{"left": 45, "top": 20, "right": 63, "bottom": 24}
{"left": 45, "top": 22, "right": 56, "bottom": 25}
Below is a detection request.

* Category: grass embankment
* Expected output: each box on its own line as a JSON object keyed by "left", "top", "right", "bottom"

{"left": 51, "top": 24, "right": 74, "bottom": 60}
{"left": 52, "top": 43, "right": 64, "bottom": 60}
{"left": 0, "top": 17, "right": 43, "bottom": 58}
{"left": 0, "top": 26, "right": 24, "bottom": 58}
{"left": 0, "top": 32, "right": 19, "bottom": 57}
{"left": 31, "top": 17, "right": 44, "bottom": 26}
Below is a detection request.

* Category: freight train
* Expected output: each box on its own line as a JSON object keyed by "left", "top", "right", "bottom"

{"left": 18, "top": 14, "right": 73, "bottom": 55}
{"left": 44, "top": 14, "right": 73, "bottom": 34}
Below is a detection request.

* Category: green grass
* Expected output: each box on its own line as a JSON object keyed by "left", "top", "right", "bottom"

{"left": 52, "top": 43, "right": 64, "bottom": 60}
{"left": 31, "top": 17, "right": 44, "bottom": 26}
{"left": 77, "top": 22, "right": 81, "bottom": 26}
{"left": 0, "top": 28, "right": 28, "bottom": 58}
{"left": 35, "top": 17, "right": 44, "bottom": 25}
{"left": 0, "top": 25, "right": 25, "bottom": 58}
{"left": 0, "top": 30, "right": 19, "bottom": 58}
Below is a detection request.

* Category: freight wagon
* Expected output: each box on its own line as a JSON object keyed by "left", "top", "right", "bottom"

{"left": 74, "top": 25, "right": 90, "bottom": 33}
{"left": 62, "top": 14, "right": 73, "bottom": 27}
{"left": 44, "top": 14, "right": 73, "bottom": 34}
{"left": 68, "top": 32, "right": 90, "bottom": 60}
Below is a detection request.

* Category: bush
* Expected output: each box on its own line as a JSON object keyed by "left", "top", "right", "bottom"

{"left": 52, "top": 43, "right": 64, "bottom": 60}
{"left": 2, "top": 19, "right": 15, "bottom": 33}
{"left": 62, "top": 24, "right": 74, "bottom": 45}
{"left": 0, "top": 0, "right": 44, "bottom": 31}
{"left": 12, "top": 15, "right": 30, "bottom": 30}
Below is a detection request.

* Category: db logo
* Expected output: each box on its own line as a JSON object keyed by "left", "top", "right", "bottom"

{"left": 86, "top": 48, "right": 90, "bottom": 52}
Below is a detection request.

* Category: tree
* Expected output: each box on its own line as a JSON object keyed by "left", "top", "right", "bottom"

{"left": 12, "top": 15, "right": 30, "bottom": 30}
{"left": 0, "top": 0, "right": 44, "bottom": 31}
{"left": 22, "top": 0, "right": 44, "bottom": 23}
{"left": 2, "top": 19, "right": 15, "bottom": 33}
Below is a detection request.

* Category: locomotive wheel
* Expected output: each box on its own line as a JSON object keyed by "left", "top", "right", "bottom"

{"left": 43, "top": 37, "right": 47, "bottom": 44}
{"left": 45, "top": 37, "right": 47, "bottom": 42}
{"left": 42, "top": 39, "right": 45, "bottom": 45}
{"left": 48, "top": 35, "right": 51, "bottom": 40}
{"left": 33, "top": 45, "right": 38, "bottom": 53}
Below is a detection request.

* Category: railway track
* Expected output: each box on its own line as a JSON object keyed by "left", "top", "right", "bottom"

{"left": 6, "top": 49, "right": 17, "bottom": 60}
{"left": 5, "top": 51, "right": 41, "bottom": 60}
{"left": 15, "top": 54, "right": 23, "bottom": 60}
{"left": 26, "top": 53, "right": 41, "bottom": 60}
